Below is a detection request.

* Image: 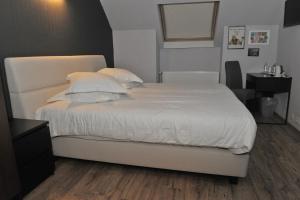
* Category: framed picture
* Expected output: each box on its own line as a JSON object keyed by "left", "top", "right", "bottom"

{"left": 248, "top": 48, "right": 260, "bottom": 57}
{"left": 228, "top": 26, "right": 245, "bottom": 49}
{"left": 248, "top": 30, "right": 270, "bottom": 45}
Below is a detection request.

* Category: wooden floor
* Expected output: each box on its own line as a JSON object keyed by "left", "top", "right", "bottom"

{"left": 253, "top": 112, "right": 286, "bottom": 124}
{"left": 25, "top": 124, "right": 300, "bottom": 200}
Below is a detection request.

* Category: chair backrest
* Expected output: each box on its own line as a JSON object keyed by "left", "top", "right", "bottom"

{"left": 225, "top": 61, "right": 243, "bottom": 89}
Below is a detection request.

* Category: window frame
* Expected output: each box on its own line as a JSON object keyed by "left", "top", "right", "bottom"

{"left": 159, "top": 1, "right": 220, "bottom": 42}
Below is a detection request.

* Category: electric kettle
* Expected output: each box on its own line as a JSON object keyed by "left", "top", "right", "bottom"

{"left": 275, "top": 65, "right": 283, "bottom": 77}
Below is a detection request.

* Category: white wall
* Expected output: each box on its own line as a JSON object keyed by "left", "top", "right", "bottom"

{"left": 113, "top": 30, "right": 158, "bottom": 83}
{"left": 101, "top": 0, "right": 284, "bottom": 46}
{"left": 278, "top": 26, "right": 300, "bottom": 130}
{"left": 214, "top": 0, "right": 283, "bottom": 46}
{"left": 101, "top": 0, "right": 284, "bottom": 73}
{"left": 221, "top": 25, "right": 279, "bottom": 86}
{"left": 160, "top": 47, "right": 221, "bottom": 72}
{"left": 101, "top": 0, "right": 300, "bottom": 130}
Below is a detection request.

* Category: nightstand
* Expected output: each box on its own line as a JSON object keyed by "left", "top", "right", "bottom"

{"left": 9, "top": 118, "right": 55, "bottom": 196}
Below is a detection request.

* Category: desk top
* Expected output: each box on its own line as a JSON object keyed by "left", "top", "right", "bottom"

{"left": 247, "top": 73, "right": 292, "bottom": 79}
{"left": 246, "top": 73, "right": 292, "bottom": 93}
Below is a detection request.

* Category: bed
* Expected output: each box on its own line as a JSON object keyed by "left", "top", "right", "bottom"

{"left": 4, "top": 55, "right": 257, "bottom": 181}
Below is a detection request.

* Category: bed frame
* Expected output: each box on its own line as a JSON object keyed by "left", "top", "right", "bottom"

{"left": 4, "top": 55, "right": 250, "bottom": 181}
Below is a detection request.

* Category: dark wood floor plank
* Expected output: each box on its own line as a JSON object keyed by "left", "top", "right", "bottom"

{"left": 231, "top": 175, "right": 259, "bottom": 200}
{"left": 25, "top": 124, "right": 300, "bottom": 200}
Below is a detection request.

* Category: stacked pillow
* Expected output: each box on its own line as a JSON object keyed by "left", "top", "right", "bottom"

{"left": 47, "top": 68, "right": 143, "bottom": 104}
{"left": 98, "top": 68, "right": 143, "bottom": 89}
{"left": 47, "top": 90, "right": 121, "bottom": 104}
{"left": 66, "top": 72, "right": 127, "bottom": 94}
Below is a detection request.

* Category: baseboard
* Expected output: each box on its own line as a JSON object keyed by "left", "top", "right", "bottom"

{"left": 288, "top": 120, "right": 300, "bottom": 131}
{"left": 274, "top": 111, "right": 300, "bottom": 131}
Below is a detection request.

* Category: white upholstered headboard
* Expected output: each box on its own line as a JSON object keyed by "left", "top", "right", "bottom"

{"left": 5, "top": 55, "right": 107, "bottom": 119}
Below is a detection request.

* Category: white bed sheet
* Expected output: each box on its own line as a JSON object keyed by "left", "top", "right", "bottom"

{"left": 36, "top": 83, "right": 257, "bottom": 154}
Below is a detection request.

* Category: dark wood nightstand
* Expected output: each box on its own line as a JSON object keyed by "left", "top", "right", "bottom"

{"left": 9, "top": 118, "right": 55, "bottom": 196}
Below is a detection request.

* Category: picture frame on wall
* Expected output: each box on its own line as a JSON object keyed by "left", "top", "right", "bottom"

{"left": 228, "top": 26, "right": 246, "bottom": 49}
{"left": 248, "top": 30, "right": 270, "bottom": 45}
{"left": 248, "top": 48, "right": 260, "bottom": 57}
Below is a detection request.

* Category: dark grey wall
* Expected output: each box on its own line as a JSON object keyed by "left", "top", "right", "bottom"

{"left": 0, "top": 0, "right": 113, "bottom": 118}
{"left": 0, "top": 0, "right": 113, "bottom": 63}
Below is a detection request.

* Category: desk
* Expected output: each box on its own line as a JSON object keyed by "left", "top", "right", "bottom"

{"left": 246, "top": 73, "right": 292, "bottom": 124}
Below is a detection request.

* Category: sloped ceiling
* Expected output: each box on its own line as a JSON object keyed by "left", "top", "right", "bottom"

{"left": 100, "top": 0, "right": 156, "bottom": 30}
{"left": 100, "top": 0, "right": 285, "bottom": 46}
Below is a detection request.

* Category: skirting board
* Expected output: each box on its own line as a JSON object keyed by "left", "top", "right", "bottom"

{"left": 289, "top": 120, "right": 300, "bottom": 132}
{"left": 52, "top": 137, "right": 249, "bottom": 178}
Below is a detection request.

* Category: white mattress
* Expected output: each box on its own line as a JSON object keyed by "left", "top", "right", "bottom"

{"left": 36, "top": 83, "right": 257, "bottom": 154}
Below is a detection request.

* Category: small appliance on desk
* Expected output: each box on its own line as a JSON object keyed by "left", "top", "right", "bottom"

{"left": 263, "top": 63, "right": 285, "bottom": 77}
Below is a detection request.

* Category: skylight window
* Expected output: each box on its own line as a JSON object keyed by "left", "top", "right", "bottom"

{"left": 159, "top": 1, "right": 220, "bottom": 42}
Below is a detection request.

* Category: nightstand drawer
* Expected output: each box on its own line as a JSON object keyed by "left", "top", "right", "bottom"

{"left": 246, "top": 74, "right": 292, "bottom": 93}
{"left": 255, "top": 78, "right": 292, "bottom": 93}
{"left": 19, "top": 151, "right": 54, "bottom": 195}
{"left": 14, "top": 126, "right": 51, "bottom": 165}
{"left": 10, "top": 118, "right": 55, "bottom": 196}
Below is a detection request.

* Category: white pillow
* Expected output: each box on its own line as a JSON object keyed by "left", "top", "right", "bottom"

{"left": 121, "top": 82, "right": 143, "bottom": 89}
{"left": 47, "top": 90, "right": 121, "bottom": 103}
{"left": 66, "top": 72, "right": 127, "bottom": 94}
{"left": 98, "top": 68, "right": 143, "bottom": 88}
{"left": 66, "top": 72, "right": 96, "bottom": 81}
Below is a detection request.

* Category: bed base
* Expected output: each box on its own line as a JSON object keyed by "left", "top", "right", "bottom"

{"left": 52, "top": 137, "right": 249, "bottom": 179}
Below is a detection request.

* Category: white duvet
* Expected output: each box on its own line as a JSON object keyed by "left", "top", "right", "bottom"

{"left": 36, "top": 83, "right": 257, "bottom": 154}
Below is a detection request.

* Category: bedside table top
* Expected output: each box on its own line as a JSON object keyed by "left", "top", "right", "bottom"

{"left": 9, "top": 118, "right": 48, "bottom": 140}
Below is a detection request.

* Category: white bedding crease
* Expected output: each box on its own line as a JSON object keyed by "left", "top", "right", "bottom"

{"left": 36, "top": 83, "right": 257, "bottom": 154}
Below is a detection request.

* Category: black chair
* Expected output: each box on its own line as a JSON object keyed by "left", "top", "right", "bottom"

{"left": 225, "top": 61, "right": 255, "bottom": 104}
